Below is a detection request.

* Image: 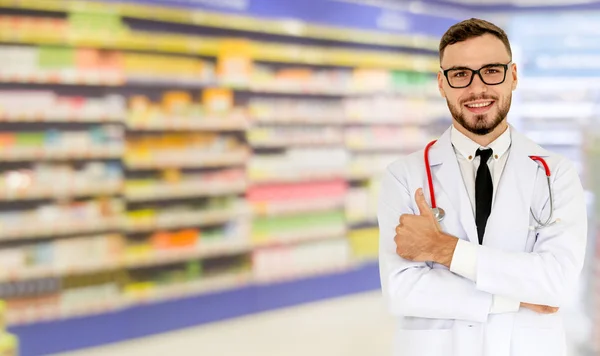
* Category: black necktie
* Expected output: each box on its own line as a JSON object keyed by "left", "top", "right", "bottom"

{"left": 475, "top": 148, "right": 493, "bottom": 245}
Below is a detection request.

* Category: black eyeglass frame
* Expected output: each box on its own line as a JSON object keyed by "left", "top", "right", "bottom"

{"left": 441, "top": 61, "right": 513, "bottom": 89}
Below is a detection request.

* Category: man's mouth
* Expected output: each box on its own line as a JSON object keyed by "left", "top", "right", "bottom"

{"left": 464, "top": 100, "right": 495, "bottom": 113}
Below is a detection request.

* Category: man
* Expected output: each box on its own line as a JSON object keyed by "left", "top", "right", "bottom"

{"left": 377, "top": 18, "right": 587, "bottom": 356}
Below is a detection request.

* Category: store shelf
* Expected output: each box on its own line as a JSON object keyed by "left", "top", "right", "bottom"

{"left": 124, "top": 208, "right": 240, "bottom": 233}
{"left": 0, "top": 27, "right": 438, "bottom": 72}
{"left": 0, "top": 0, "right": 439, "bottom": 51}
{"left": 125, "top": 239, "right": 253, "bottom": 270}
{"left": 0, "top": 72, "right": 124, "bottom": 86}
{"left": 250, "top": 138, "right": 343, "bottom": 148}
{"left": 0, "top": 238, "right": 251, "bottom": 283}
{"left": 251, "top": 117, "right": 345, "bottom": 126}
{"left": 250, "top": 171, "right": 347, "bottom": 184}
{"left": 127, "top": 118, "right": 248, "bottom": 132}
{"left": 346, "top": 171, "right": 380, "bottom": 181}
{"left": 253, "top": 225, "right": 346, "bottom": 248}
{"left": 125, "top": 149, "right": 249, "bottom": 170}
{"left": 125, "top": 180, "right": 247, "bottom": 202}
{"left": 0, "top": 146, "right": 123, "bottom": 162}
{"left": 9, "top": 261, "right": 380, "bottom": 356}
{"left": 0, "top": 114, "right": 123, "bottom": 124}
{"left": 0, "top": 217, "right": 122, "bottom": 242}
{"left": 0, "top": 182, "right": 122, "bottom": 201}
{"left": 251, "top": 197, "right": 345, "bottom": 216}
{"left": 124, "top": 272, "right": 254, "bottom": 305}
{"left": 348, "top": 220, "right": 379, "bottom": 230}
{"left": 0, "top": 260, "right": 118, "bottom": 283}
{"left": 346, "top": 144, "right": 419, "bottom": 153}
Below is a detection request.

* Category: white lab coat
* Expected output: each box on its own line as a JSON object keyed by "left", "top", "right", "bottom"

{"left": 378, "top": 126, "right": 587, "bottom": 356}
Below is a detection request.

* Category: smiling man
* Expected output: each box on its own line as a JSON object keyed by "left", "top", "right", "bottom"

{"left": 377, "top": 18, "right": 587, "bottom": 356}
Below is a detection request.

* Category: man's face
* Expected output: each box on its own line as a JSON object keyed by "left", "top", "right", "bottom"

{"left": 438, "top": 34, "right": 517, "bottom": 136}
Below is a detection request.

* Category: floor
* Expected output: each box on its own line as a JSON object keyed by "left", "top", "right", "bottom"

{"left": 57, "top": 291, "right": 396, "bottom": 356}
{"left": 56, "top": 289, "right": 595, "bottom": 356}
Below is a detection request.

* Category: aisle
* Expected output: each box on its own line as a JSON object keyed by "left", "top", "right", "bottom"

{"left": 56, "top": 291, "right": 396, "bottom": 356}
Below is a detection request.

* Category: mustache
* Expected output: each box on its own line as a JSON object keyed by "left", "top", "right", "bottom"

{"left": 461, "top": 95, "right": 498, "bottom": 105}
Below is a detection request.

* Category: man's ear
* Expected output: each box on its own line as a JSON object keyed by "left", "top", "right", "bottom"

{"left": 511, "top": 63, "right": 518, "bottom": 91}
{"left": 437, "top": 72, "right": 446, "bottom": 98}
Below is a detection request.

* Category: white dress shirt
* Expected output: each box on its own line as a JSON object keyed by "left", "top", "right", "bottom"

{"left": 448, "top": 125, "right": 520, "bottom": 313}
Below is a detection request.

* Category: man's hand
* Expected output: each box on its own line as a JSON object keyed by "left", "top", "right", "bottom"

{"left": 394, "top": 188, "right": 458, "bottom": 267}
{"left": 520, "top": 302, "right": 559, "bottom": 314}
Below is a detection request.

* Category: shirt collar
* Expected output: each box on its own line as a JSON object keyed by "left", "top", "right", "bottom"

{"left": 450, "top": 124, "right": 511, "bottom": 162}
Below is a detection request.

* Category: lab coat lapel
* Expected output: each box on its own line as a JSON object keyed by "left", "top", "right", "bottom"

{"left": 428, "top": 128, "right": 478, "bottom": 243}
{"left": 483, "top": 127, "right": 549, "bottom": 249}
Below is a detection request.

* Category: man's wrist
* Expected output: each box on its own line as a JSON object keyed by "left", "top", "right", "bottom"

{"left": 432, "top": 232, "right": 458, "bottom": 268}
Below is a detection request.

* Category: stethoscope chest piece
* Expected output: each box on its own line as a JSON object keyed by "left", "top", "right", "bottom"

{"left": 432, "top": 207, "right": 445, "bottom": 222}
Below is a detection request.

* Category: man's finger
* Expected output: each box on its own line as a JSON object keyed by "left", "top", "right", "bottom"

{"left": 415, "top": 188, "right": 433, "bottom": 217}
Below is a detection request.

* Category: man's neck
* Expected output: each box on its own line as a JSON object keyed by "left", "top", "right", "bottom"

{"left": 452, "top": 120, "right": 508, "bottom": 147}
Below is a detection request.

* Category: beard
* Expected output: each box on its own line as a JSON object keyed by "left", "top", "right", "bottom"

{"left": 447, "top": 94, "right": 511, "bottom": 136}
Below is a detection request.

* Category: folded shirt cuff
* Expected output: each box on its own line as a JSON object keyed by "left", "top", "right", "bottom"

{"left": 449, "top": 239, "right": 478, "bottom": 282}
{"left": 490, "top": 295, "right": 521, "bottom": 314}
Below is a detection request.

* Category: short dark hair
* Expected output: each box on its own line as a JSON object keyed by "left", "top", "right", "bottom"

{"left": 439, "top": 18, "right": 512, "bottom": 63}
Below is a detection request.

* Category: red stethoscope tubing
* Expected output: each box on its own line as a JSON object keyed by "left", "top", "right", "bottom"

{"left": 424, "top": 140, "right": 439, "bottom": 209}
{"left": 529, "top": 155, "right": 551, "bottom": 177}
{"left": 423, "top": 140, "right": 552, "bottom": 208}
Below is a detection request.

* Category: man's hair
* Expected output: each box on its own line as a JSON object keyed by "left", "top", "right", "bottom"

{"left": 439, "top": 18, "right": 512, "bottom": 63}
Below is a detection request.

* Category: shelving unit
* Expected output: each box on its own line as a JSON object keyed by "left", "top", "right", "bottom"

{"left": 0, "top": 1, "right": 454, "bottom": 355}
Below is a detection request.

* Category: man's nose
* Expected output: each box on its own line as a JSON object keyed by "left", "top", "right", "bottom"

{"left": 468, "top": 73, "right": 487, "bottom": 95}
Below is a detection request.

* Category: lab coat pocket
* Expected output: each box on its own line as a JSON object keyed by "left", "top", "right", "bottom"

{"left": 511, "top": 327, "right": 566, "bottom": 356}
{"left": 394, "top": 329, "right": 453, "bottom": 356}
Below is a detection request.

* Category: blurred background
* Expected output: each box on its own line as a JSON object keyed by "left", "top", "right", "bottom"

{"left": 0, "top": 0, "right": 598, "bottom": 355}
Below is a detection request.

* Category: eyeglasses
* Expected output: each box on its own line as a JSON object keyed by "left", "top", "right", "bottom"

{"left": 441, "top": 61, "right": 512, "bottom": 89}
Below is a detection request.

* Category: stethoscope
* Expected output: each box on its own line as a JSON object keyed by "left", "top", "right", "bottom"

{"left": 424, "top": 140, "right": 555, "bottom": 229}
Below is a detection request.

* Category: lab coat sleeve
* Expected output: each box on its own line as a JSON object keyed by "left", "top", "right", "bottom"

{"left": 464, "top": 158, "right": 586, "bottom": 307}
{"left": 378, "top": 164, "right": 494, "bottom": 323}
{"left": 451, "top": 241, "right": 521, "bottom": 313}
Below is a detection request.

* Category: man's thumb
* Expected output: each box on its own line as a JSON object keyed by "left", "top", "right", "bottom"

{"left": 415, "top": 188, "right": 432, "bottom": 217}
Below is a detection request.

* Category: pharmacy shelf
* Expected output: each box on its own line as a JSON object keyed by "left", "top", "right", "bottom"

{"left": 124, "top": 239, "right": 253, "bottom": 270}
{"left": 127, "top": 118, "right": 248, "bottom": 132}
{"left": 125, "top": 180, "right": 247, "bottom": 202}
{"left": 249, "top": 171, "right": 347, "bottom": 185}
{"left": 0, "top": 73, "right": 424, "bottom": 97}
{"left": 7, "top": 272, "right": 254, "bottom": 327}
{"left": 9, "top": 261, "right": 380, "bottom": 356}
{"left": 251, "top": 117, "right": 346, "bottom": 126}
{"left": 346, "top": 171, "right": 381, "bottom": 181}
{"left": 346, "top": 144, "right": 421, "bottom": 152}
{"left": 253, "top": 225, "right": 346, "bottom": 248}
{"left": 124, "top": 208, "right": 240, "bottom": 233}
{"left": 0, "top": 72, "right": 124, "bottom": 86}
{"left": 0, "top": 114, "right": 124, "bottom": 124}
{"left": 250, "top": 138, "right": 343, "bottom": 148}
{"left": 0, "top": 28, "right": 438, "bottom": 71}
{"left": 348, "top": 220, "right": 379, "bottom": 230}
{"left": 250, "top": 197, "right": 345, "bottom": 216}
{"left": 125, "top": 149, "right": 249, "bottom": 170}
{"left": 0, "top": 0, "right": 439, "bottom": 50}
{"left": 0, "top": 182, "right": 122, "bottom": 201}
{"left": 346, "top": 119, "right": 437, "bottom": 125}
{"left": 0, "top": 260, "right": 118, "bottom": 284}
{"left": 0, "top": 217, "right": 122, "bottom": 242}
{"left": 0, "top": 238, "right": 251, "bottom": 283}
{"left": 0, "top": 228, "right": 352, "bottom": 283}
{"left": 0, "top": 146, "right": 123, "bottom": 162}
